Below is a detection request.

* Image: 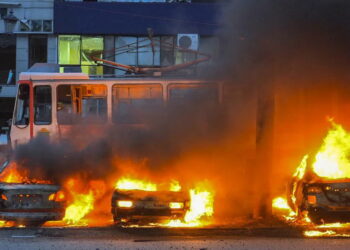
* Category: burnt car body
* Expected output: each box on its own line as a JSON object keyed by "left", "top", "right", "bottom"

{"left": 299, "top": 180, "right": 350, "bottom": 224}
{"left": 0, "top": 183, "right": 65, "bottom": 226}
{"left": 111, "top": 189, "right": 190, "bottom": 225}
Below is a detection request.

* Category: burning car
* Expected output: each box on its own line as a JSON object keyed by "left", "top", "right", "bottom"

{"left": 0, "top": 183, "right": 65, "bottom": 226}
{"left": 0, "top": 160, "right": 66, "bottom": 226}
{"left": 283, "top": 122, "right": 350, "bottom": 225}
{"left": 111, "top": 189, "right": 190, "bottom": 225}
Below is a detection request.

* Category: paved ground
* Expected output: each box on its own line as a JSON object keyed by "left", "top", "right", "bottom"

{"left": 0, "top": 227, "right": 349, "bottom": 250}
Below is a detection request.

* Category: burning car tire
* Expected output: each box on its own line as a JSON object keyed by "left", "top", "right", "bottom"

{"left": 0, "top": 183, "right": 65, "bottom": 226}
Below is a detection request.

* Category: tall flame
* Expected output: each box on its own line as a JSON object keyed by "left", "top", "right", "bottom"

{"left": 167, "top": 183, "right": 214, "bottom": 227}
{"left": 313, "top": 122, "right": 350, "bottom": 179}
{"left": 62, "top": 178, "right": 96, "bottom": 226}
{"left": 63, "top": 191, "right": 94, "bottom": 225}
{"left": 184, "top": 188, "right": 214, "bottom": 223}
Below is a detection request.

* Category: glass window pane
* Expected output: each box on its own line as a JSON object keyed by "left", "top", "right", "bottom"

{"left": 14, "top": 84, "right": 30, "bottom": 126}
{"left": 160, "top": 36, "right": 175, "bottom": 66}
{"left": 169, "top": 84, "right": 218, "bottom": 105}
{"left": 29, "top": 35, "right": 48, "bottom": 67}
{"left": 58, "top": 35, "right": 81, "bottom": 65}
{"left": 57, "top": 85, "right": 74, "bottom": 124}
{"left": 43, "top": 20, "right": 52, "bottom": 32}
{"left": 31, "top": 20, "right": 42, "bottom": 32}
{"left": 138, "top": 37, "right": 160, "bottom": 66}
{"left": 81, "top": 36, "right": 104, "bottom": 65}
{"left": 81, "top": 65, "right": 103, "bottom": 76}
{"left": 112, "top": 85, "right": 163, "bottom": 124}
{"left": 115, "top": 36, "right": 137, "bottom": 66}
{"left": 57, "top": 84, "right": 107, "bottom": 124}
{"left": 81, "top": 85, "right": 107, "bottom": 122}
{"left": 34, "top": 86, "right": 52, "bottom": 125}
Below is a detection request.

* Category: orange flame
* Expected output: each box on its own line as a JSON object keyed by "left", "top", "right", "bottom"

{"left": 115, "top": 177, "right": 157, "bottom": 191}
{"left": 0, "top": 163, "right": 26, "bottom": 183}
{"left": 273, "top": 121, "right": 350, "bottom": 236}
{"left": 167, "top": 183, "right": 214, "bottom": 227}
{"left": 61, "top": 178, "right": 96, "bottom": 226}
{"left": 114, "top": 177, "right": 214, "bottom": 227}
{"left": 63, "top": 191, "right": 94, "bottom": 225}
{"left": 312, "top": 121, "right": 350, "bottom": 179}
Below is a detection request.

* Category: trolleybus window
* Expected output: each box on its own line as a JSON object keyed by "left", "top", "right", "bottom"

{"left": 57, "top": 84, "right": 107, "bottom": 124}
{"left": 34, "top": 86, "right": 52, "bottom": 125}
{"left": 169, "top": 84, "right": 218, "bottom": 105}
{"left": 112, "top": 85, "right": 163, "bottom": 124}
{"left": 14, "top": 84, "right": 30, "bottom": 126}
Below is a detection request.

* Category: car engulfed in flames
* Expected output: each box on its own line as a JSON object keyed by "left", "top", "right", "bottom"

{"left": 112, "top": 177, "right": 214, "bottom": 227}
{"left": 0, "top": 183, "right": 65, "bottom": 226}
{"left": 273, "top": 121, "right": 350, "bottom": 236}
{"left": 0, "top": 163, "right": 66, "bottom": 226}
{"left": 112, "top": 189, "right": 190, "bottom": 225}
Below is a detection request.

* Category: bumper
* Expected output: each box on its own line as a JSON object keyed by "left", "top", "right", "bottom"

{"left": 0, "top": 211, "right": 64, "bottom": 221}
{"left": 308, "top": 206, "right": 350, "bottom": 223}
{"left": 112, "top": 206, "right": 186, "bottom": 222}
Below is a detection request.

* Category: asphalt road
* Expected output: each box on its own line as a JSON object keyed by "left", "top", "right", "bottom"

{"left": 0, "top": 227, "right": 349, "bottom": 250}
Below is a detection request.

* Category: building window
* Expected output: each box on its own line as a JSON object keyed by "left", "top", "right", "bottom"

{"left": 115, "top": 36, "right": 160, "bottom": 68}
{"left": 0, "top": 35, "right": 15, "bottom": 84}
{"left": 29, "top": 35, "right": 48, "bottom": 67}
{"left": 138, "top": 37, "right": 160, "bottom": 65}
{"left": 0, "top": 8, "right": 7, "bottom": 19}
{"left": 58, "top": 35, "right": 104, "bottom": 75}
{"left": 81, "top": 36, "right": 104, "bottom": 75}
{"left": 19, "top": 20, "right": 53, "bottom": 33}
{"left": 58, "top": 35, "right": 81, "bottom": 65}
{"left": 115, "top": 36, "right": 172, "bottom": 75}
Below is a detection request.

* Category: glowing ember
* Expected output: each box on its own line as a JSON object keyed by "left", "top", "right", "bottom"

{"left": 312, "top": 122, "right": 350, "bottom": 179}
{"left": 63, "top": 191, "right": 94, "bottom": 225}
{"left": 115, "top": 177, "right": 157, "bottom": 191}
